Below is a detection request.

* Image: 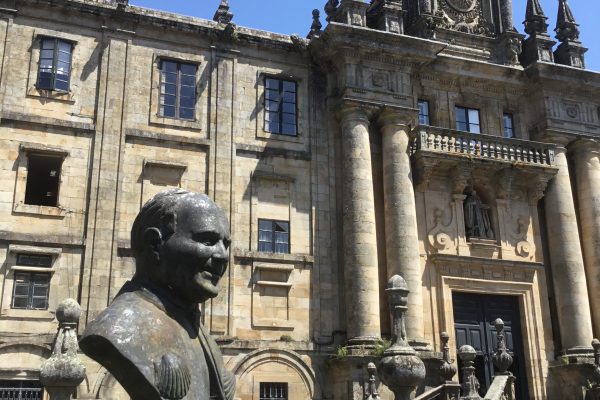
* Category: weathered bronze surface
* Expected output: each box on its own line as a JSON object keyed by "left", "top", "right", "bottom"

{"left": 80, "top": 189, "right": 235, "bottom": 400}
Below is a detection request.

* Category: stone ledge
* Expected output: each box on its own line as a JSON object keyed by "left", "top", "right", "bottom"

{"left": 234, "top": 250, "right": 314, "bottom": 265}
{"left": 0, "top": 231, "right": 84, "bottom": 248}
{"left": 236, "top": 144, "right": 311, "bottom": 161}
{"left": 1, "top": 111, "right": 95, "bottom": 132}
{"left": 125, "top": 128, "right": 210, "bottom": 149}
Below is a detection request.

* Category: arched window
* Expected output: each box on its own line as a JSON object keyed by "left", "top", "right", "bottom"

{"left": 463, "top": 189, "right": 495, "bottom": 241}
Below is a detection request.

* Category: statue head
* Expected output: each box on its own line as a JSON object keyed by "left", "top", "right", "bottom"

{"left": 131, "top": 189, "right": 231, "bottom": 304}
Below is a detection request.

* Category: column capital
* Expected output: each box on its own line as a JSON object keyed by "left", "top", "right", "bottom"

{"left": 376, "top": 106, "right": 417, "bottom": 128}
{"left": 569, "top": 138, "right": 600, "bottom": 156}
{"left": 336, "top": 100, "right": 372, "bottom": 124}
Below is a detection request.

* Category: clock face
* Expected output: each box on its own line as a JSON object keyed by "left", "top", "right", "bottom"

{"left": 445, "top": 0, "right": 477, "bottom": 13}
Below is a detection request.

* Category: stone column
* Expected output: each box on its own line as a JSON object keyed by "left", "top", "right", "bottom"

{"left": 378, "top": 109, "right": 427, "bottom": 348}
{"left": 339, "top": 103, "right": 381, "bottom": 346}
{"left": 572, "top": 140, "right": 600, "bottom": 337}
{"left": 544, "top": 146, "right": 594, "bottom": 353}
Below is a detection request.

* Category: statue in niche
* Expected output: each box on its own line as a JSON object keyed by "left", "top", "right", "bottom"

{"left": 463, "top": 190, "right": 495, "bottom": 240}
{"left": 80, "top": 189, "right": 235, "bottom": 400}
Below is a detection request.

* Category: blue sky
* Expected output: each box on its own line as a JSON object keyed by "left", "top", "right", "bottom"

{"left": 130, "top": 0, "right": 599, "bottom": 71}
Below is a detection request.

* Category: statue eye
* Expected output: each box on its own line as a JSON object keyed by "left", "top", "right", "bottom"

{"left": 193, "top": 233, "right": 218, "bottom": 246}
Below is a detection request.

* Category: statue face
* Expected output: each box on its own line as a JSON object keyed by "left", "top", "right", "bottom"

{"left": 157, "top": 196, "right": 231, "bottom": 304}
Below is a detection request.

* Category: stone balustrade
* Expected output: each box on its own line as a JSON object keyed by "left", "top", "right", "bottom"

{"left": 412, "top": 126, "right": 556, "bottom": 167}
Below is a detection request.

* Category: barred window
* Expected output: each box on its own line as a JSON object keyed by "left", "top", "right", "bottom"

{"left": 160, "top": 60, "right": 197, "bottom": 120}
{"left": 264, "top": 77, "right": 297, "bottom": 136}
{"left": 0, "top": 380, "right": 44, "bottom": 400}
{"left": 260, "top": 383, "right": 288, "bottom": 400}
{"left": 37, "top": 38, "right": 72, "bottom": 91}
{"left": 258, "top": 219, "right": 290, "bottom": 254}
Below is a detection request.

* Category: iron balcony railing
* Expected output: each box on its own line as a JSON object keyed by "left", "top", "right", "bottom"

{"left": 411, "top": 126, "right": 556, "bottom": 167}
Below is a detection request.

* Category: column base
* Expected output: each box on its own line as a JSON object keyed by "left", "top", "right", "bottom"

{"left": 410, "top": 339, "right": 432, "bottom": 352}
{"left": 347, "top": 336, "right": 381, "bottom": 352}
{"left": 561, "top": 346, "right": 595, "bottom": 359}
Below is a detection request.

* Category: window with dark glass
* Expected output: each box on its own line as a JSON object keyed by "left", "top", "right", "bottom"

{"left": 418, "top": 100, "right": 431, "bottom": 125}
{"left": 37, "top": 38, "right": 72, "bottom": 91}
{"left": 160, "top": 60, "right": 197, "bottom": 120}
{"left": 264, "top": 77, "right": 297, "bottom": 136}
{"left": 260, "top": 383, "right": 288, "bottom": 400}
{"left": 11, "top": 254, "right": 52, "bottom": 310}
{"left": 455, "top": 106, "right": 481, "bottom": 134}
{"left": 0, "top": 380, "right": 44, "bottom": 400}
{"left": 258, "top": 219, "right": 290, "bottom": 254}
{"left": 503, "top": 113, "right": 515, "bottom": 138}
{"left": 24, "top": 153, "right": 63, "bottom": 207}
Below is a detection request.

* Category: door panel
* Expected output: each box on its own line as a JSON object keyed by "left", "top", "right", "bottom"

{"left": 453, "top": 292, "right": 529, "bottom": 400}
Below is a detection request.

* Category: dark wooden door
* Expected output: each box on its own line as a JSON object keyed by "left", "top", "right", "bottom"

{"left": 453, "top": 292, "right": 529, "bottom": 400}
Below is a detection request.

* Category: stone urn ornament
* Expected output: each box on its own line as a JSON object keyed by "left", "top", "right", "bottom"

{"left": 378, "top": 275, "right": 426, "bottom": 400}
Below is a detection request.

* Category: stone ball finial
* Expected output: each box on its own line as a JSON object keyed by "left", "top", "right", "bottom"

{"left": 458, "top": 345, "right": 477, "bottom": 362}
{"left": 385, "top": 275, "right": 409, "bottom": 310}
{"left": 56, "top": 298, "right": 81, "bottom": 324}
{"left": 387, "top": 274, "right": 409, "bottom": 290}
{"left": 312, "top": 9, "right": 320, "bottom": 17}
{"left": 593, "top": 338, "right": 600, "bottom": 351}
{"left": 441, "top": 331, "right": 450, "bottom": 342}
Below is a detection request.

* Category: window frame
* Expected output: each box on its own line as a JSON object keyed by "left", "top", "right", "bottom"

{"left": 418, "top": 99, "right": 431, "bottom": 126}
{"left": 23, "top": 152, "right": 64, "bottom": 208}
{"left": 502, "top": 113, "right": 515, "bottom": 138}
{"left": 158, "top": 59, "right": 198, "bottom": 121}
{"left": 455, "top": 106, "right": 482, "bottom": 134}
{"left": 36, "top": 37, "right": 73, "bottom": 92}
{"left": 263, "top": 76, "right": 298, "bottom": 137}
{"left": 0, "top": 380, "right": 44, "bottom": 400}
{"left": 258, "top": 218, "right": 291, "bottom": 254}
{"left": 259, "top": 382, "right": 288, "bottom": 400}
{"left": 10, "top": 253, "right": 53, "bottom": 311}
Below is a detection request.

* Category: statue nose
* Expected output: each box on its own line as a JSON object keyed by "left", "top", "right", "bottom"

{"left": 214, "top": 240, "right": 228, "bottom": 259}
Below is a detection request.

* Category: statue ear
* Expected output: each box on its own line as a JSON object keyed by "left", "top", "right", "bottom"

{"left": 143, "top": 227, "right": 163, "bottom": 256}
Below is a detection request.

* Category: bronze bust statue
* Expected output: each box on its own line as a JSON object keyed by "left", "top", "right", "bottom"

{"left": 80, "top": 189, "right": 236, "bottom": 400}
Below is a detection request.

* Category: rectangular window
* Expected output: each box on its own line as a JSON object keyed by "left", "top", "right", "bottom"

{"left": 264, "top": 77, "right": 297, "bottom": 136}
{"left": 37, "top": 38, "right": 72, "bottom": 91}
{"left": 12, "top": 273, "right": 50, "bottom": 310}
{"left": 0, "top": 380, "right": 44, "bottom": 400}
{"left": 503, "top": 113, "right": 515, "bottom": 138}
{"left": 260, "top": 383, "right": 288, "bottom": 400}
{"left": 160, "top": 60, "right": 197, "bottom": 120}
{"left": 258, "top": 219, "right": 290, "bottom": 254}
{"left": 455, "top": 106, "right": 481, "bottom": 134}
{"left": 418, "top": 100, "right": 431, "bottom": 125}
{"left": 24, "top": 153, "right": 63, "bottom": 207}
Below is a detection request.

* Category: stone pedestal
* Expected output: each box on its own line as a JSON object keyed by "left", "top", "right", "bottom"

{"left": 378, "top": 109, "right": 427, "bottom": 349}
{"left": 544, "top": 146, "right": 593, "bottom": 354}
{"left": 572, "top": 140, "right": 600, "bottom": 337}
{"left": 340, "top": 104, "right": 381, "bottom": 346}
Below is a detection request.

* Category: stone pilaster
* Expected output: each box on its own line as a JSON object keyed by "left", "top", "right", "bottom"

{"left": 571, "top": 139, "right": 600, "bottom": 337}
{"left": 544, "top": 146, "right": 594, "bottom": 353}
{"left": 339, "top": 103, "right": 381, "bottom": 346}
{"left": 378, "top": 109, "right": 427, "bottom": 349}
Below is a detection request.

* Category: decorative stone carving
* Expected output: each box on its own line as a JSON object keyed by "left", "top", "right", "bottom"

{"left": 378, "top": 275, "right": 426, "bottom": 400}
{"left": 440, "top": 332, "right": 458, "bottom": 383}
{"left": 428, "top": 206, "right": 455, "bottom": 253}
{"left": 365, "top": 362, "right": 381, "bottom": 400}
{"left": 521, "top": 0, "right": 556, "bottom": 66}
{"left": 463, "top": 190, "right": 494, "bottom": 240}
{"left": 451, "top": 165, "right": 472, "bottom": 194}
{"left": 458, "top": 345, "right": 482, "bottom": 399}
{"left": 213, "top": 0, "right": 234, "bottom": 25}
{"left": 40, "top": 299, "right": 86, "bottom": 400}
{"left": 511, "top": 217, "right": 532, "bottom": 258}
{"left": 307, "top": 9, "right": 323, "bottom": 40}
{"left": 366, "top": 0, "right": 404, "bottom": 34}
{"left": 588, "top": 339, "right": 600, "bottom": 400}
{"left": 492, "top": 319, "right": 514, "bottom": 375}
{"left": 324, "top": 0, "right": 339, "bottom": 22}
{"left": 437, "top": 0, "right": 493, "bottom": 36}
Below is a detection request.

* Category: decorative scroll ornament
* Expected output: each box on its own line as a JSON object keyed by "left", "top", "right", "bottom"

{"left": 438, "top": 0, "right": 494, "bottom": 36}
{"left": 428, "top": 206, "right": 455, "bottom": 253}
{"left": 511, "top": 217, "right": 532, "bottom": 258}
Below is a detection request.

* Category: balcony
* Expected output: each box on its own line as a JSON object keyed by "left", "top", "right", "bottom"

{"left": 410, "top": 126, "right": 558, "bottom": 195}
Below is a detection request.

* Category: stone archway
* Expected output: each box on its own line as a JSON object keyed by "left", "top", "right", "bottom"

{"left": 230, "top": 348, "right": 320, "bottom": 400}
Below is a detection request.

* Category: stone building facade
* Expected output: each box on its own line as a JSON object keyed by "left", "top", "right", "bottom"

{"left": 0, "top": 0, "right": 598, "bottom": 399}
